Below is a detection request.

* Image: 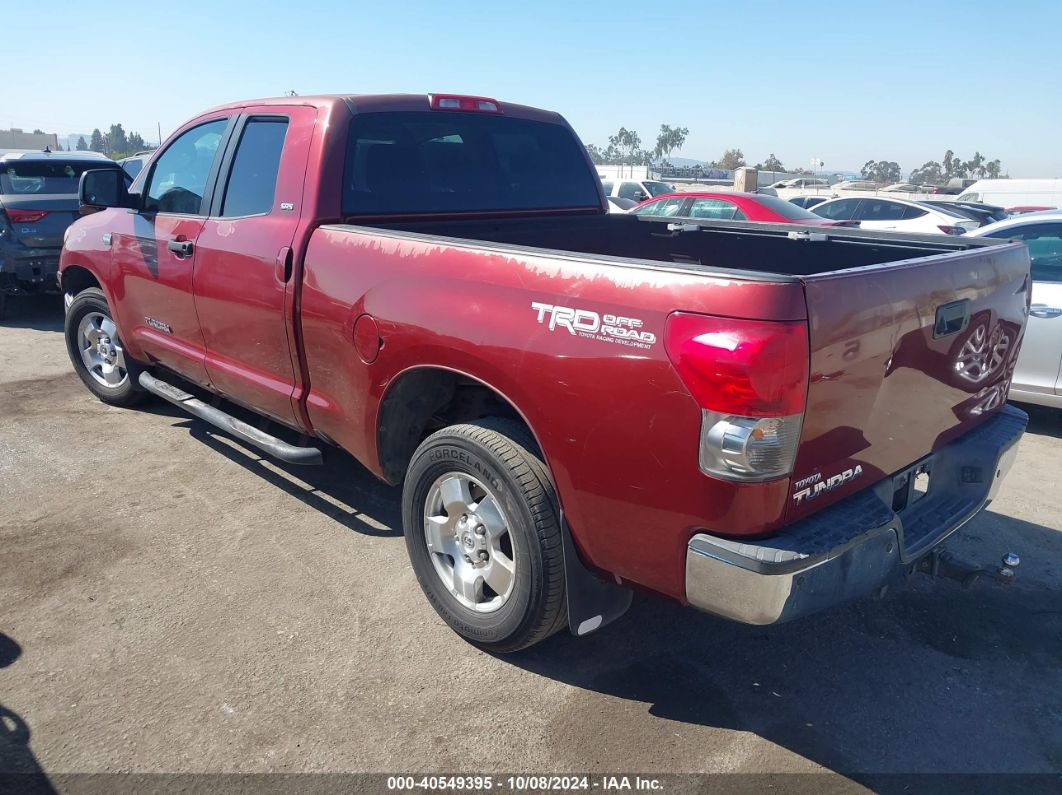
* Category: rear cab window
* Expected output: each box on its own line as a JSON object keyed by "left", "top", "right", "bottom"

{"left": 342, "top": 112, "right": 601, "bottom": 216}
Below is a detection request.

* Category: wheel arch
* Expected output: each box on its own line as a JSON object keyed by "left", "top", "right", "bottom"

{"left": 375, "top": 364, "right": 553, "bottom": 489}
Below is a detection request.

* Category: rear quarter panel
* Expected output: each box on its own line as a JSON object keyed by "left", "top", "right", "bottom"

{"left": 300, "top": 227, "right": 807, "bottom": 600}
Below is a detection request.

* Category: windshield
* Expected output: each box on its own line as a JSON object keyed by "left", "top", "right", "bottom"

{"left": 0, "top": 161, "right": 109, "bottom": 195}
{"left": 342, "top": 112, "right": 601, "bottom": 215}
{"left": 643, "top": 181, "right": 673, "bottom": 197}
{"left": 752, "top": 194, "right": 822, "bottom": 220}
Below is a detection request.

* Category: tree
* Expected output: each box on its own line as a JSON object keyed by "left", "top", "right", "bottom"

{"left": 717, "top": 148, "right": 746, "bottom": 169}
{"left": 985, "top": 159, "right": 1002, "bottom": 179}
{"left": 759, "top": 153, "right": 785, "bottom": 172}
{"left": 653, "top": 124, "right": 688, "bottom": 163}
{"left": 75, "top": 136, "right": 88, "bottom": 151}
{"left": 585, "top": 144, "right": 605, "bottom": 165}
{"left": 909, "top": 160, "right": 944, "bottom": 185}
{"left": 127, "top": 132, "right": 146, "bottom": 152}
{"left": 89, "top": 128, "right": 105, "bottom": 153}
{"left": 943, "top": 150, "right": 956, "bottom": 181}
{"left": 105, "top": 124, "right": 128, "bottom": 156}
{"left": 965, "top": 151, "right": 986, "bottom": 178}
{"left": 32, "top": 128, "right": 44, "bottom": 134}
{"left": 860, "top": 160, "right": 902, "bottom": 183}
{"left": 607, "top": 127, "right": 644, "bottom": 165}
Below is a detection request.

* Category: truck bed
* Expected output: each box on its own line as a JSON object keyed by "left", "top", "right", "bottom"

{"left": 369, "top": 212, "right": 1004, "bottom": 278}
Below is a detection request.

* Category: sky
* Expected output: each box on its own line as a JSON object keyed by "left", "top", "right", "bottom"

{"left": 3, "top": 0, "right": 1061, "bottom": 177}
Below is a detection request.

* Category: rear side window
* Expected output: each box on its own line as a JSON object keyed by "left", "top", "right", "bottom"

{"left": 221, "top": 118, "right": 288, "bottom": 217}
{"left": 687, "top": 198, "right": 738, "bottom": 220}
{"left": 342, "top": 112, "right": 600, "bottom": 215}
{"left": 617, "top": 182, "right": 644, "bottom": 201}
{"left": 0, "top": 161, "right": 106, "bottom": 195}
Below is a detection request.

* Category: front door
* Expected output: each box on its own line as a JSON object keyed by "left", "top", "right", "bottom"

{"left": 110, "top": 116, "right": 233, "bottom": 386}
{"left": 192, "top": 106, "right": 317, "bottom": 427}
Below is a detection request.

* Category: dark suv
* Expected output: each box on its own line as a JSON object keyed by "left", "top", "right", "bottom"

{"left": 0, "top": 151, "right": 122, "bottom": 317}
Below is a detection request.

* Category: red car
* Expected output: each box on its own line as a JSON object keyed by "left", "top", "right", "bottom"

{"left": 61, "top": 94, "right": 1027, "bottom": 651}
{"left": 631, "top": 191, "right": 859, "bottom": 227}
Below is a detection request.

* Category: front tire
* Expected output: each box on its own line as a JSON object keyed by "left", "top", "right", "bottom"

{"left": 402, "top": 419, "right": 567, "bottom": 653}
{"left": 64, "top": 288, "right": 147, "bottom": 407}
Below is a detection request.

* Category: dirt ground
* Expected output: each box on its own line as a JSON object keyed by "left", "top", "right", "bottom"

{"left": 1, "top": 295, "right": 1060, "bottom": 788}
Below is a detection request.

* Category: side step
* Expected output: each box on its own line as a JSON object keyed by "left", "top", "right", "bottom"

{"left": 138, "top": 372, "right": 323, "bottom": 465}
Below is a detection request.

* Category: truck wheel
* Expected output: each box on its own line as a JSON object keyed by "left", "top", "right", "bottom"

{"left": 64, "top": 288, "right": 147, "bottom": 407}
{"left": 402, "top": 419, "right": 567, "bottom": 653}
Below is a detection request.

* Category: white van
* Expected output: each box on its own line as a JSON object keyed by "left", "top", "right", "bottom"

{"left": 958, "top": 179, "right": 1062, "bottom": 210}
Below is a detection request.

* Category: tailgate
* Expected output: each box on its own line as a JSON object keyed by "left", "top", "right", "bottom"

{"left": 1, "top": 194, "right": 82, "bottom": 248}
{"left": 787, "top": 240, "right": 1029, "bottom": 521}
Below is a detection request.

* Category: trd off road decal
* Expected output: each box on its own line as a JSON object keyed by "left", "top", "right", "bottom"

{"left": 531, "top": 302, "right": 656, "bottom": 350}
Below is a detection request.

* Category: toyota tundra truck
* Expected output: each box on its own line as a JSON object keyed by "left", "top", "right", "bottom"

{"left": 60, "top": 93, "right": 1029, "bottom": 651}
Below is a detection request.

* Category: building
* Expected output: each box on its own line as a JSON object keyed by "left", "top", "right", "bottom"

{"left": 0, "top": 128, "right": 60, "bottom": 152}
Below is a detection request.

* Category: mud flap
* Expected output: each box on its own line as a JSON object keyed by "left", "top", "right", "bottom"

{"left": 560, "top": 517, "right": 632, "bottom": 636}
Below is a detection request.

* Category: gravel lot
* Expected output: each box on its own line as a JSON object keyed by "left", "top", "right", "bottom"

{"left": 1, "top": 295, "right": 1060, "bottom": 787}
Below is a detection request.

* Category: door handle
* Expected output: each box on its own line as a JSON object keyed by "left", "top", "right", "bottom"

{"left": 167, "top": 239, "right": 193, "bottom": 257}
{"left": 1029, "top": 305, "right": 1062, "bottom": 319}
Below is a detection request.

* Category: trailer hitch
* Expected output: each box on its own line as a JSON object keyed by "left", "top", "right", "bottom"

{"left": 916, "top": 547, "right": 1020, "bottom": 587}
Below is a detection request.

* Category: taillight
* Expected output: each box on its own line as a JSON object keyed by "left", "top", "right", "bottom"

{"left": 6, "top": 208, "right": 49, "bottom": 223}
{"left": 429, "top": 94, "right": 501, "bottom": 113}
{"left": 665, "top": 312, "right": 809, "bottom": 481}
{"left": 937, "top": 225, "right": 964, "bottom": 235}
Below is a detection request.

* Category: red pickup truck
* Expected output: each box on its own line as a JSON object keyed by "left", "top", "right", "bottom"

{"left": 60, "top": 94, "right": 1029, "bottom": 651}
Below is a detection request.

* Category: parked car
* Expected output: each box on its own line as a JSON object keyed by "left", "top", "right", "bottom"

{"left": 881, "top": 183, "right": 920, "bottom": 193}
{"left": 789, "top": 195, "right": 832, "bottom": 209}
{"left": 0, "top": 150, "right": 121, "bottom": 317}
{"left": 813, "top": 196, "right": 981, "bottom": 234}
{"left": 600, "top": 178, "right": 674, "bottom": 203}
{"left": 834, "top": 180, "right": 880, "bottom": 191}
{"left": 117, "top": 151, "right": 155, "bottom": 180}
{"left": 769, "top": 177, "right": 829, "bottom": 189}
{"left": 959, "top": 179, "right": 1062, "bottom": 208}
{"left": 968, "top": 212, "right": 1062, "bottom": 408}
{"left": 931, "top": 178, "right": 977, "bottom": 195}
{"left": 631, "top": 191, "right": 859, "bottom": 227}
{"left": 920, "top": 200, "right": 1008, "bottom": 226}
{"left": 62, "top": 92, "right": 1027, "bottom": 651}
{"left": 1007, "top": 205, "right": 1055, "bottom": 216}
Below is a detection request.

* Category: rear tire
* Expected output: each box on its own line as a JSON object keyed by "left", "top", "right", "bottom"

{"left": 402, "top": 418, "right": 567, "bottom": 653}
{"left": 65, "top": 288, "right": 147, "bottom": 407}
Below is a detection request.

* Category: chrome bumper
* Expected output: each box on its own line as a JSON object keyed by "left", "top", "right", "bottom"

{"left": 686, "top": 405, "right": 1027, "bottom": 625}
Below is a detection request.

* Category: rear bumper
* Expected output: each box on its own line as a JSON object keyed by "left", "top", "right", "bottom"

{"left": 685, "top": 405, "right": 1027, "bottom": 625}
{"left": 0, "top": 243, "right": 61, "bottom": 294}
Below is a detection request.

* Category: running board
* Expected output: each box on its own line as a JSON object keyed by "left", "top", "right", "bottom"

{"left": 138, "top": 372, "right": 323, "bottom": 465}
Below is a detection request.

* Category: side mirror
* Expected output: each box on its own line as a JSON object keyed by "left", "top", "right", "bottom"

{"left": 79, "top": 169, "right": 135, "bottom": 212}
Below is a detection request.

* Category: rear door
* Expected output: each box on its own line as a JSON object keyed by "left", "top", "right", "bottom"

{"left": 192, "top": 106, "right": 316, "bottom": 426}
{"left": 110, "top": 116, "right": 233, "bottom": 386}
{"left": 788, "top": 240, "right": 1030, "bottom": 520}
{"left": 982, "top": 223, "right": 1062, "bottom": 396}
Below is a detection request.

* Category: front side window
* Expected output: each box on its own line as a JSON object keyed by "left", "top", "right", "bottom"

{"left": 988, "top": 223, "right": 1062, "bottom": 281}
{"left": 144, "top": 119, "right": 228, "bottom": 214}
{"left": 221, "top": 118, "right": 288, "bottom": 217}
{"left": 631, "top": 197, "right": 685, "bottom": 217}
{"left": 814, "top": 199, "right": 859, "bottom": 219}
{"left": 856, "top": 200, "right": 906, "bottom": 221}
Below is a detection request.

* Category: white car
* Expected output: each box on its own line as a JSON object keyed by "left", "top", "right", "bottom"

{"left": 812, "top": 196, "right": 981, "bottom": 235}
{"left": 769, "top": 177, "right": 829, "bottom": 189}
{"left": 600, "top": 178, "right": 674, "bottom": 204}
{"left": 968, "top": 211, "right": 1062, "bottom": 408}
